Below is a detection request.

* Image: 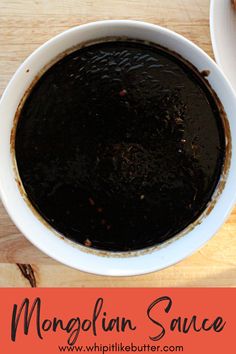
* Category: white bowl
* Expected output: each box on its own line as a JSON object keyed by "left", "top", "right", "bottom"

{"left": 210, "top": 0, "right": 236, "bottom": 92}
{"left": 0, "top": 20, "right": 236, "bottom": 276}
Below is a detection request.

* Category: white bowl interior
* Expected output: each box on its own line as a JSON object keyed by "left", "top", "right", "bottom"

{"left": 210, "top": 0, "right": 236, "bottom": 92}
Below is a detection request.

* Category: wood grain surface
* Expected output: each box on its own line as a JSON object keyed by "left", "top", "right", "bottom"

{"left": 0, "top": 0, "right": 236, "bottom": 287}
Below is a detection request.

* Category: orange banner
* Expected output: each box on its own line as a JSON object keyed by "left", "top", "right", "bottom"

{"left": 0, "top": 289, "right": 234, "bottom": 353}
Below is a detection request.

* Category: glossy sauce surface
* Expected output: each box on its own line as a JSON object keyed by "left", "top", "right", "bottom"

{"left": 15, "top": 41, "right": 225, "bottom": 251}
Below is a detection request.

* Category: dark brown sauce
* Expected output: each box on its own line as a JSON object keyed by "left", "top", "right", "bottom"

{"left": 15, "top": 41, "right": 225, "bottom": 251}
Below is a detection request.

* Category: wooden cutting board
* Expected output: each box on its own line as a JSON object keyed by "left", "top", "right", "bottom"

{"left": 0, "top": 0, "right": 236, "bottom": 287}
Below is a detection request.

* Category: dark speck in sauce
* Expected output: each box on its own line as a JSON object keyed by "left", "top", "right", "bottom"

{"left": 15, "top": 41, "right": 225, "bottom": 251}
